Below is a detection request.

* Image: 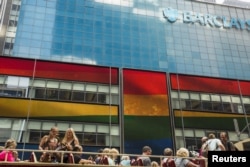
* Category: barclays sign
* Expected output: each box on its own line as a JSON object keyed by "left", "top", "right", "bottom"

{"left": 163, "top": 7, "right": 250, "bottom": 31}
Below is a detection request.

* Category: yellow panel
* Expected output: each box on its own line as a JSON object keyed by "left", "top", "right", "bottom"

{"left": 124, "top": 95, "right": 169, "bottom": 116}
{"left": 174, "top": 110, "right": 247, "bottom": 118}
{"left": 0, "top": 98, "right": 118, "bottom": 117}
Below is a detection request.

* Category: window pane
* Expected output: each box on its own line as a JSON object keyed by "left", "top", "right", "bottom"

{"left": 211, "top": 94, "right": 220, "bottom": 101}
{"left": 86, "top": 84, "right": 97, "bottom": 92}
{"left": 42, "top": 122, "right": 55, "bottom": 130}
{"left": 111, "top": 86, "right": 118, "bottom": 94}
{"left": 96, "top": 134, "right": 106, "bottom": 146}
{"left": 73, "top": 83, "right": 84, "bottom": 91}
{"left": 111, "top": 126, "right": 119, "bottom": 135}
{"left": 0, "top": 75, "right": 6, "bottom": 84}
{"left": 98, "top": 93, "right": 107, "bottom": 103}
{"left": 72, "top": 91, "right": 85, "bottom": 101}
{"left": 242, "top": 97, "right": 250, "bottom": 104}
{"left": 27, "top": 121, "right": 41, "bottom": 130}
{"left": 46, "top": 89, "right": 59, "bottom": 100}
{"left": 47, "top": 81, "right": 59, "bottom": 88}
{"left": 60, "top": 82, "right": 72, "bottom": 90}
{"left": 84, "top": 125, "right": 96, "bottom": 132}
{"left": 85, "top": 92, "right": 97, "bottom": 103}
{"left": 201, "top": 94, "right": 210, "bottom": 101}
{"left": 111, "top": 94, "right": 119, "bottom": 105}
{"left": 98, "top": 85, "right": 109, "bottom": 93}
{"left": 171, "top": 91, "right": 178, "bottom": 98}
{"left": 32, "top": 79, "right": 46, "bottom": 87}
{"left": 180, "top": 92, "right": 189, "bottom": 99}
{"left": 34, "top": 88, "right": 46, "bottom": 98}
{"left": 59, "top": 90, "right": 71, "bottom": 100}
{"left": 221, "top": 95, "right": 231, "bottom": 102}
{"left": 70, "top": 124, "right": 83, "bottom": 131}
{"left": 84, "top": 133, "right": 96, "bottom": 145}
{"left": 97, "top": 125, "right": 109, "bottom": 133}
{"left": 190, "top": 93, "right": 200, "bottom": 100}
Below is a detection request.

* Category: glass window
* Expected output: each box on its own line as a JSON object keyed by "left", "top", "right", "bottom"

{"left": 111, "top": 86, "right": 119, "bottom": 94}
{"left": 72, "top": 91, "right": 85, "bottom": 101}
{"left": 86, "top": 84, "right": 97, "bottom": 92}
{"left": 83, "top": 133, "right": 96, "bottom": 145}
{"left": 47, "top": 81, "right": 59, "bottom": 88}
{"left": 97, "top": 125, "right": 109, "bottom": 133}
{"left": 70, "top": 124, "right": 83, "bottom": 131}
{"left": 96, "top": 134, "right": 106, "bottom": 146}
{"left": 84, "top": 125, "right": 96, "bottom": 133}
{"left": 59, "top": 90, "right": 71, "bottom": 101}
{"left": 97, "top": 93, "right": 107, "bottom": 103}
{"left": 211, "top": 94, "right": 223, "bottom": 111}
{"left": 111, "top": 126, "right": 119, "bottom": 136}
{"left": 42, "top": 122, "right": 55, "bottom": 130}
{"left": 60, "top": 82, "right": 72, "bottom": 90}
{"left": 32, "top": 79, "right": 46, "bottom": 87}
{"left": 190, "top": 93, "right": 201, "bottom": 110}
{"left": 33, "top": 88, "right": 46, "bottom": 99}
{"left": 180, "top": 92, "right": 189, "bottom": 99}
{"left": 0, "top": 75, "right": 6, "bottom": 84}
{"left": 85, "top": 92, "right": 97, "bottom": 103}
{"left": 27, "top": 121, "right": 41, "bottom": 130}
{"left": 73, "top": 83, "right": 85, "bottom": 91}
{"left": 29, "top": 130, "right": 41, "bottom": 143}
{"left": 46, "top": 88, "right": 59, "bottom": 100}
{"left": 243, "top": 97, "right": 250, "bottom": 114}
{"left": 98, "top": 85, "right": 109, "bottom": 93}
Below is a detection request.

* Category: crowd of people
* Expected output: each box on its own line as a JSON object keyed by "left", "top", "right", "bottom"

{"left": 0, "top": 128, "right": 238, "bottom": 167}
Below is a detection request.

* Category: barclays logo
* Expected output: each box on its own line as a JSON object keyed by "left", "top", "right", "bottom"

{"left": 162, "top": 7, "right": 179, "bottom": 23}
{"left": 163, "top": 7, "right": 250, "bottom": 31}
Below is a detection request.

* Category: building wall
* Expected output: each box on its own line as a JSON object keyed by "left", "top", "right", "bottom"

{"left": 9, "top": 0, "right": 250, "bottom": 80}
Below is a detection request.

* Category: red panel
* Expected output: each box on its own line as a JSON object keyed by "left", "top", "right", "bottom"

{"left": 123, "top": 69, "right": 167, "bottom": 95}
{"left": 35, "top": 61, "right": 118, "bottom": 84}
{"left": 0, "top": 56, "right": 118, "bottom": 84}
{"left": 0, "top": 57, "right": 35, "bottom": 77}
{"left": 239, "top": 81, "right": 250, "bottom": 96}
{"left": 170, "top": 74, "right": 240, "bottom": 94}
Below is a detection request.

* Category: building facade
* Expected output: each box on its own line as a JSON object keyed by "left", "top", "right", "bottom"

{"left": 0, "top": 0, "right": 250, "bottom": 155}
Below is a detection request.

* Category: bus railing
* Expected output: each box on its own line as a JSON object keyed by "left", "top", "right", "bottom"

{"left": 0, "top": 148, "right": 208, "bottom": 167}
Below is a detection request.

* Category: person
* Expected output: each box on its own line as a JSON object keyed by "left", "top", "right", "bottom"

{"left": 206, "top": 133, "right": 225, "bottom": 151}
{"left": 70, "top": 145, "right": 95, "bottom": 164}
{"left": 94, "top": 148, "right": 103, "bottom": 164}
{"left": 161, "top": 147, "right": 173, "bottom": 165}
{"left": 151, "top": 161, "right": 159, "bottom": 167}
{"left": 38, "top": 126, "right": 59, "bottom": 162}
{"left": 59, "top": 128, "right": 80, "bottom": 151}
{"left": 220, "top": 132, "right": 236, "bottom": 151}
{"left": 100, "top": 147, "right": 114, "bottom": 165}
{"left": 137, "top": 146, "right": 152, "bottom": 166}
{"left": 0, "top": 139, "right": 17, "bottom": 162}
{"left": 174, "top": 147, "right": 199, "bottom": 167}
{"left": 199, "top": 136, "right": 208, "bottom": 157}
{"left": 57, "top": 128, "right": 80, "bottom": 163}
{"left": 120, "top": 155, "right": 131, "bottom": 166}
{"left": 109, "top": 148, "right": 119, "bottom": 165}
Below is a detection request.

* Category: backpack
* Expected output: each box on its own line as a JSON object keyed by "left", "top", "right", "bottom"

{"left": 130, "top": 158, "right": 143, "bottom": 166}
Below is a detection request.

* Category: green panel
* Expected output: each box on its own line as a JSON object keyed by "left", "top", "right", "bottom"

{"left": 124, "top": 116, "right": 171, "bottom": 140}
{"left": 175, "top": 116, "right": 250, "bottom": 131}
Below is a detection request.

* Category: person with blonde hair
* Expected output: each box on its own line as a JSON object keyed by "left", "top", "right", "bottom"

{"left": 60, "top": 128, "right": 80, "bottom": 151}
{"left": 151, "top": 161, "right": 159, "bottom": 167}
{"left": 0, "top": 139, "right": 17, "bottom": 162}
{"left": 175, "top": 147, "right": 199, "bottom": 167}
{"left": 120, "top": 155, "right": 131, "bottom": 166}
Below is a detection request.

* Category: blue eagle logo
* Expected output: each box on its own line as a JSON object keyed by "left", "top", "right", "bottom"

{"left": 163, "top": 7, "right": 179, "bottom": 23}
